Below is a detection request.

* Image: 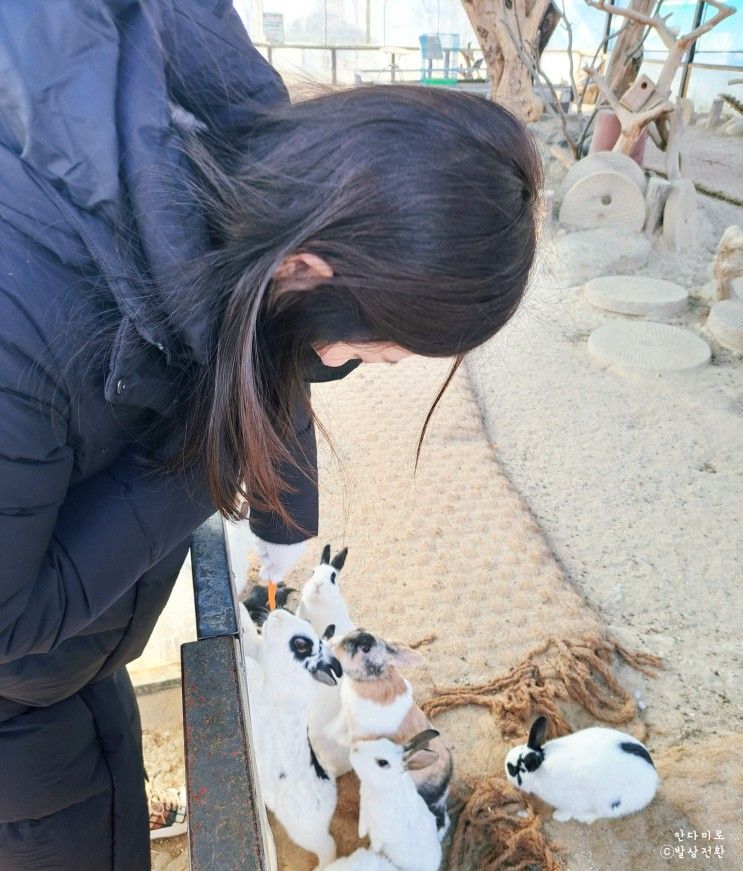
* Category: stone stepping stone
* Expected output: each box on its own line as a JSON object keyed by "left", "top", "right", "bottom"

{"left": 584, "top": 275, "right": 688, "bottom": 317}
{"left": 707, "top": 299, "right": 743, "bottom": 353}
{"left": 558, "top": 151, "right": 647, "bottom": 202}
{"left": 551, "top": 228, "right": 651, "bottom": 287}
{"left": 559, "top": 171, "right": 646, "bottom": 232}
{"left": 588, "top": 321, "right": 711, "bottom": 371}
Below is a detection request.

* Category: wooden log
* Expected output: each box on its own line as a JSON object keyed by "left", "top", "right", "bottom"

{"left": 677, "top": 97, "right": 695, "bottom": 125}
{"left": 707, "top": 99, "right": 724, "bottom": 129}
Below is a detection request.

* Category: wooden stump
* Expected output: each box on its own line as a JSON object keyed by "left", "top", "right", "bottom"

{"left": 559, "top": 171, "right": 646, "bottom": 232}
{"left": 706, "top": 99, "right": 724, "bottom": 129}
{"left": 678, "top": 97, "right": 695, "bottom": 125}
{"left": 662, "top": 179, "right": 697, "bottom": 251}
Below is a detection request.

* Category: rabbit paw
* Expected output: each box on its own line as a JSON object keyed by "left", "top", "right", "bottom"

{"left": 552, "top": 809, "right": 572, "bottom": 822}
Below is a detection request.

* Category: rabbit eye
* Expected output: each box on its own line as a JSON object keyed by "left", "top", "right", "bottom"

{"left": 290, "top": 636, "right": 313, "bottom": 658}
{"left": 376, "top": 759, "right": 390, "bottom": 768}
{"left": 330, "top": 572, "right": 336, "bottom": 584}
{"left": 361, "top": 645, "right": 371, "bottom": 654}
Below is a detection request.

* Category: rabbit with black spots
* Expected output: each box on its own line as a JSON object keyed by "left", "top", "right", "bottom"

{"left": 505, "top": 715, "right": 660, "bottom": 823}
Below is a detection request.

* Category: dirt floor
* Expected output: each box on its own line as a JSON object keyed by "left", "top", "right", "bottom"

{"left": 142, "top": 125, "right": 741, "bottom": 870}
{"left": 140, "top": 689, "right": 190, "bottom": 870}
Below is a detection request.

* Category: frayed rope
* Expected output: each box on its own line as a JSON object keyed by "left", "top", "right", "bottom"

{"left": 422, "top": 634, "right": 662, "bottom": 740}
{"left": 449, "top": 778, "right": 564, "bottom": 871}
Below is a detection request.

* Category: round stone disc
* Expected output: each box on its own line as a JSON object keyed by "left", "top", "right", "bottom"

{"left": 588, "top": 322, "right": 711, "bottom": 371}
{"left": 584, "top": 275, "right": 688, "bottom": 316}
{"left": 559, "top": 171, "right": 646, "bottom": 232}
{"left": 708, "top": 299, "right": 743, "bottom": 353}
{"left": 559, "top": 151, "right": 647, "bottom": 202}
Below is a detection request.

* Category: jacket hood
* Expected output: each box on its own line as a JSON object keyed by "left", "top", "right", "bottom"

{"left": 0, "top": 0, "right": 289, "bottom": 370}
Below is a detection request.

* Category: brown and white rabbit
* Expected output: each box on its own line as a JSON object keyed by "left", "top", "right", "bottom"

{"left": 334, "top": 630, "right": 452, "bottom": 837}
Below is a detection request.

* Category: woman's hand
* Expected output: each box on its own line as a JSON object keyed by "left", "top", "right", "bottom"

{"left": 252, "top": 535, "right": 308, "bottom": 583}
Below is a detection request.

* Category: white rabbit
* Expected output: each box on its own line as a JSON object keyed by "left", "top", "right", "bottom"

{"left": 249, "top": 609, "right": 344, "bottom": 869}
{"left": 351, "top": 731, "right": 443, "bottom": 871}
{"left": 334, "top": 630, "right": 452, "bottom": 838}
{"left": 238, "top": 597, "right": 263, "bottom": 663}
{"left": 325, "top": 849, "right": 396, "bottom": 870}
{"left": 299, "top": 544, "right": 358, "bottom": 778}
{"left": 504, "top": 715, "right": 660, "bottom": 823}
{"left": 297, "top": 544, "right": 354, "bottom": 638}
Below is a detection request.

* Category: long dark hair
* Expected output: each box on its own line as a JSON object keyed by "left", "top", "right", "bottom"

{"left": 173, "top": 85, "right": 542, "bottom": 532}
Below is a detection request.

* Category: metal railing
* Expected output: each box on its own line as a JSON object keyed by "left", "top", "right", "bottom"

{"left": 252, "top": 39, "right": 742, "bottom": 108}
{"left": 182, "top": 515, "right": 271, "bottom": 871}
{"left": 253, "top": 41, "right": 483, "bottom": 85}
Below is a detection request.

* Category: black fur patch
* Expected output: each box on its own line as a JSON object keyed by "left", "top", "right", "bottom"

{"left": 348, "top": 631, "right": 376, "bottom": 656}
{"left": 416, "top": 756, "right": 453, "bottom": 827}
{"left": 308, "top": 736, "right": 329, "bottom": 781}
{"left": 290, "top": 635, "right": 314, "bottom": 661}
{"left": 619, "top": 741, "right": 654, "bottom": 767}
{"left": 364, "top": 659, "right": 384, "bottom": 678}
{"left": 431, "top": 801, "right": 447, "bottom": 831}
{"left": 242, "top": 584, "right": 294, "bottom": 626}
{"left": 610, "top": 799, "right": 621, "bottom": 810}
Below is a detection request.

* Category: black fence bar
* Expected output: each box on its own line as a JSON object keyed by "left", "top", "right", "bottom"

{"left": 182, "top": 635, "right": 267, "bottom": 870}
{"left": 183, "top": 515, "right": 271, "bottom": 871}
{"left": 191, "top": 514, "right": 239, "bottom": 639}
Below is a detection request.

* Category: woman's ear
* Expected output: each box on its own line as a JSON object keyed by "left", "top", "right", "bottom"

{"left": 273, "top": 252, "right": 333, "bottom": 291}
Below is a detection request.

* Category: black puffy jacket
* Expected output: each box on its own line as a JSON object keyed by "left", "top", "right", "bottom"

{"left": 0, "top": 0, "right": 358, "bottom": 719}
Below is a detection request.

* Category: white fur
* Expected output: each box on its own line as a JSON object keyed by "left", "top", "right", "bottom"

{"left": 248, "top": 610, "right": 339, "bottom": 869}
{"left": 296, "top": 561, "right": 355, "bottom": 639}
{"left": 505, "top": 726, "right": 660, "bottom": 823}
{"left": 325, "top": 848, "right": 396, "bottom": 871}
{"left": 238, "top": 598, "right": 263, "bottom": 663}
{"left": 340, "top": 677, "right": 415, "bottom": 736}
{"left": 351, "top": 739, "right": 442, "bottom": 871}
{"left": 299, "top": 552, "right": 357, "bottom": 777}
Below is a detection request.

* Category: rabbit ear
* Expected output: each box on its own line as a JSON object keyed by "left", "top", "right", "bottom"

{"left": 320, "top": 544, "right": 331, "bottom": 564}
{"left": 330, "top": 547, "right": 348, "bottom": 571}
{"left": 385, "top": 642, "right": 425, "bottom": 668}
{"left": 404, "top": 748, "right": 438, "bottom": 771}
{"left": 323, "top": 623, "right": 336, "bottom": 640}
{"left": 527, "top": 715, "right": 549, "bottom": 751}
{"left": 403, "top": 729, "right": 440, "bottom": 755}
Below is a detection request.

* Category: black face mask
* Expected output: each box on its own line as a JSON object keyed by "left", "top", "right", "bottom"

{"left": 299, "top": 347, "right": 362, "bottom": 383}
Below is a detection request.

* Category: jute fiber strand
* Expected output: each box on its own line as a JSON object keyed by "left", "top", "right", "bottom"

{"left": 260, "top": 357, "right": 661, "bottom": 870}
